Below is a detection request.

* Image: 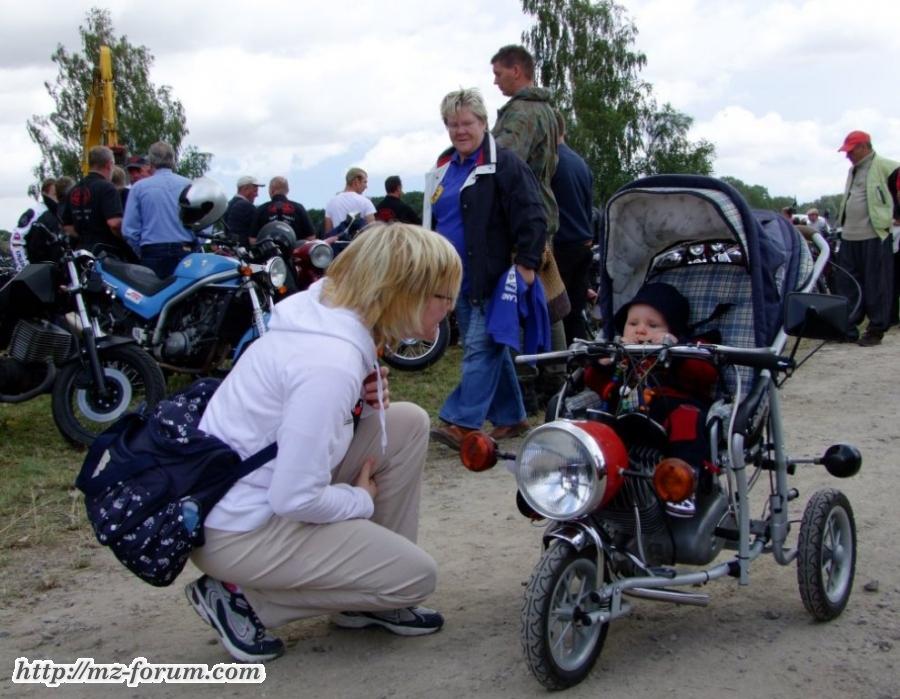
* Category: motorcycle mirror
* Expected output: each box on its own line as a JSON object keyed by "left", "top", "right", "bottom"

{"left": 459, "top": 431, "right": 498, "bottom": 472}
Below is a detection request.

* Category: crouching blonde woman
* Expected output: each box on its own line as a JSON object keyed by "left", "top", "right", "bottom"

{"left": 184, "top": 223, "right": 462, "bottom": 662}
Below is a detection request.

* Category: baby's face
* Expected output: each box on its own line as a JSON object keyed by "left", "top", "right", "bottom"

{"left": 622, "top": 304, "right": 670, "bottom": 343}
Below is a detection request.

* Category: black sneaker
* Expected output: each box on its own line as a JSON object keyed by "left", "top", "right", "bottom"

{"left": 185, "top": 575, "right": 284, "bottom": 663}
{"left": 857, "top": 330, "right": 883, "bottom": 347}
{"left": 332, "top": 606, "right": 444, "bottom": 636}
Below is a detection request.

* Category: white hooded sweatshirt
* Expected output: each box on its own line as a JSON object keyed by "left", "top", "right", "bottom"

{"left": 201, "top": 279, "right": 384, "bottom": 532}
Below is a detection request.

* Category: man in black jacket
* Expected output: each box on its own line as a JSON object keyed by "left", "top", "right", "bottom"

{"left": 254, "top": 177, "right": 316, "bottom": 241}
{"left": 224, "top": 176, "right": 263, "bottom": 246}
{"left": 375, "top": 176, "right": 421, "bottom": 225}
{"left": 61, "top": 145, "right": 131, "bottom": 260}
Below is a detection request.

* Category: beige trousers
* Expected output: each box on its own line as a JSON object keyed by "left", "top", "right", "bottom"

{"left": 190, "top": 402, "right": 437, "bottom": 628}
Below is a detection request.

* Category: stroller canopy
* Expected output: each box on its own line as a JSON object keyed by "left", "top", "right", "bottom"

{"left": 601, "top": 175, "right": 813, "bottom": 349}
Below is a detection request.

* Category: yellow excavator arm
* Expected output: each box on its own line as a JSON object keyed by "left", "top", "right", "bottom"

{"left": 81, "top": 45, "right": 119, "bottom": 174}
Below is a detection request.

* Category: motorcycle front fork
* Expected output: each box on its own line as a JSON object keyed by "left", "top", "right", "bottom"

{"left": 68, "top": 260, "right": 108, "bottom": 395}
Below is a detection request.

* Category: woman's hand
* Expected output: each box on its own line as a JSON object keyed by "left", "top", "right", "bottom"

{"left": 363, "top": 365, "right": 390, "bottom": 408}
{"left": 516, "top": 264, "right": 535, "bottom": 287}
{"left": 354, "top": 457, "right": 378, "bottom": 500}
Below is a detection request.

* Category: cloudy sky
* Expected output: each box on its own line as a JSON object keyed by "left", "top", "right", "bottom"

{"left": 2, "top": 0, "right": 899, "bottom": 229}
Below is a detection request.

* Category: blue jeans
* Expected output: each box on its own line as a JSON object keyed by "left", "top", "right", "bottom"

{"left": 139, "top": 242, "right": 197, "bottom": 279}
{"left": 439, "top": 298, "right": 526, "bottom": 429}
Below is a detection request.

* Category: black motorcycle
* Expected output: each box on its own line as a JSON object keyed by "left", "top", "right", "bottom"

{"left": 0, "top": 234, "right": 166, "bottom": 446}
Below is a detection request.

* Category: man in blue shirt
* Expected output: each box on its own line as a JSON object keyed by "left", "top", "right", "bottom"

{"left": 551, "top": 113, "right": 595, "bottom": 344}
{"left": 123, "top": 141, "right": 194, "bottom": 278}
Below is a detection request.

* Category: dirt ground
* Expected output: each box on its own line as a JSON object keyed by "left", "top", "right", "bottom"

{"left": 1, "top": 335, "right": 899, "bottom": 699}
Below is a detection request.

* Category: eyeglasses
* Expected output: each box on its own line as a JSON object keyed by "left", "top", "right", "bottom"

{"left": 446, "top": 119, "right": 481, "bottom": 131}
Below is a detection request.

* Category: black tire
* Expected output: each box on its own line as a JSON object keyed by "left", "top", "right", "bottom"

{"left": 382, "top": 316, "right": 450, "bottom": 372}
{"left": 51, "top": 344, "right": 167, "bottom": 447}
{"left": 521, "top": 542, "right": 608, "bottom": 690}
{"left": 797, "top": 488, "right": 856, "bottom": 621}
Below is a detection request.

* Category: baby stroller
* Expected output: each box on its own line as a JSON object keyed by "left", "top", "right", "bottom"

{"left": 460, "top": 175, "right": 860, "bottom": 689}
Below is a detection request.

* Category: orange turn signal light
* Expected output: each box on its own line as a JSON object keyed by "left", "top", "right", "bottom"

{"left": 460, "top": 431, "right": 498, "bottom": 472}
{"left": 652, "top": 457, "right": 696, "bottom": 502}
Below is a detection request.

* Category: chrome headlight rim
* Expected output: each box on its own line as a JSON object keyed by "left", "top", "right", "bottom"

{"left": 515, "top": 420, "right": 607, "bottom": 521}
{"left": 310, "top": 241, "right": 334, "bottom": 270}
{"left": 264, "top": 256, "right": 288, "bottom": 288}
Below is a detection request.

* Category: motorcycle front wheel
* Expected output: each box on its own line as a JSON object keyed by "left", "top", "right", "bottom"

{"left": 382, "top": 316, "right": 450, "bottom": 372}
{"left": 51, "top": 344, "right": 167, "bottom": 446}
{"left": 521, "top": 542, "right": 608, "bottom": 690}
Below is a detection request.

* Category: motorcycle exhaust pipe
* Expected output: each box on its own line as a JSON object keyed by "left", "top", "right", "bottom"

{"left": 623, "top": 587, "right": 709, "bottom": 607}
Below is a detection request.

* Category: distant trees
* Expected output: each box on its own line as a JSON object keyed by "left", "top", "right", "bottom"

{"left": 522, "top": 0, "right": 714, "bottom": 204}
{"left": 27, "top": 7, "right": 210, "bottom": 181}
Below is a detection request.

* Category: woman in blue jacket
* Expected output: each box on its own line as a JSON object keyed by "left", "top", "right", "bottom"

{"left": 424, "top": 88, "right": 547, "bottom": 448}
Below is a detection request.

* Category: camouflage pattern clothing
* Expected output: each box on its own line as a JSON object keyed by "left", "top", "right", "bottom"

{"left": 492, "top": 86, "right": 560, "bottom": 238}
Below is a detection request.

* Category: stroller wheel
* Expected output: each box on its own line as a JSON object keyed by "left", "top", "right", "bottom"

{"left": 796, "top": 488, "right": 856, "bottom": 620}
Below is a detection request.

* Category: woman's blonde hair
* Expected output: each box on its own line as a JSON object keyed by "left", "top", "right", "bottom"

{"left": 440, "top": 88, "right": 489, "bottom": 126}
{"left": 321, "top": 223, "right": 462, "bottom": 348}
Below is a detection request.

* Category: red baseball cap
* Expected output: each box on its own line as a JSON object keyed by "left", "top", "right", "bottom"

{"left": 838, "top": 130, "right": 870, "bottom": 152}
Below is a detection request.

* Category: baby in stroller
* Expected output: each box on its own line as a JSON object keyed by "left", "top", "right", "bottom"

{"left": 585, "top": 282, "right": 718, "bottom": 517}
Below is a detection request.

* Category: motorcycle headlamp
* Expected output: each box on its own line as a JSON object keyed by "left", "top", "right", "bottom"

{"left": 264, "top": 256, "right": 288, "bottom": 289}
{"left": 309, "top": 241, "right": 334, "bottom": 270}
{"left": 516, "top": 420, "right": 627, "bottom": 520}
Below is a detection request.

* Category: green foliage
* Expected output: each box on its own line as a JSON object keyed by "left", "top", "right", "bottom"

{"left": 308, "top": 208, "right": 324, "bottom": 234}
{"left": 801, "top": 194, "right": 843, "bottom": 221}
{"left": 26, "top": 7, "right": 209, "bottom": 181}
{"left": 721, "top": 176, "right": 780, "bottom": 209}
{"left": 638, "top": 102, "right": 715, "bottom": 177}
{"left": 720, "top": 176, "right": 843, "bottom": 220}
{"left": 522, "top": 0, "right": 714, "bottom": 204}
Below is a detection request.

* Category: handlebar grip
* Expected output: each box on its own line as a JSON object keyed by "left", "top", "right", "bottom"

{"left": 717, "top": 349, "right": 794, "bottom": 371}
{"left": 515, "top": 349, "right": 577, "bottom": 365}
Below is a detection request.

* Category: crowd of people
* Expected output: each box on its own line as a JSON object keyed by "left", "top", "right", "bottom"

{"left": 6, "top": 42, "right": 900, "bottom": 667}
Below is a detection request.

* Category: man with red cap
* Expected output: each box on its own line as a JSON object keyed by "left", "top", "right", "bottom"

{"left": 836, "top": 130, "right": 900, "bottom": 346}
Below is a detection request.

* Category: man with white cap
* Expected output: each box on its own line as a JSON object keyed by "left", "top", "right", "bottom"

{"left": 805, "top": 208, "right": 830, "bottom": 237}
{"left": 225, "top": 175, "right": 264, "bottom": 246}
{"left": 836, "top": 130, "right": 900, "bottom": 346}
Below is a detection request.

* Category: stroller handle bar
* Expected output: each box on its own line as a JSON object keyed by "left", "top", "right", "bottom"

{"left": 516, "top": 341, "right": 794, "bottom": 372}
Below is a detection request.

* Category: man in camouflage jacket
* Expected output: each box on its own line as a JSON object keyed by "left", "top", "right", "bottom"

{"left": 490, "top": 44, "right": 560, "bottom": 238}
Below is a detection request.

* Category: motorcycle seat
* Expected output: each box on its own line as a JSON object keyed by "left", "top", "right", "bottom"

{"left": 103, "top": 258, "right": 178, "bottom": 297}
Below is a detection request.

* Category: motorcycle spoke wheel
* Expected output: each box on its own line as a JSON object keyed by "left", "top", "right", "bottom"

{"left": 521, "top": 543, "right": 608, "bottom": 690}
{"left": 51, "top": 345, "right": 166, "bottom": 447}
{"left": 797, "top": 488, "right": 856, "bottom": 621}
{"left": 382, "top": 316, "right": 450, "bottom": 372}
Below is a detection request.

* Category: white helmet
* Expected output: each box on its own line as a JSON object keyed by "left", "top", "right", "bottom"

{"left": 179, "top": 177, "right": 227, "bottom": 230}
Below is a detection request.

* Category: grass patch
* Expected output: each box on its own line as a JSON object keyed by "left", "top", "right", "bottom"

{"left": 0, "top": 350, "right": 463, "bottom": 557}
{"left": 388, "top": 345, "right": 462, "bottom": 420}
{"left": 0, "top": 396, "right": 87, "bottom": 555}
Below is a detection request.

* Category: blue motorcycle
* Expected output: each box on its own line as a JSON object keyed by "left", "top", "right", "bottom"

{"left": 94, "top": 179, "right": 289, "bottom": 375}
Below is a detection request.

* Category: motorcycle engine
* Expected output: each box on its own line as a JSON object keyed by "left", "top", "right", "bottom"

{"left": 596, "top": 443, "right": 674, "bottom": 566}
{"left": 157, "top": 290, "right": 241, "bottom": 366}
